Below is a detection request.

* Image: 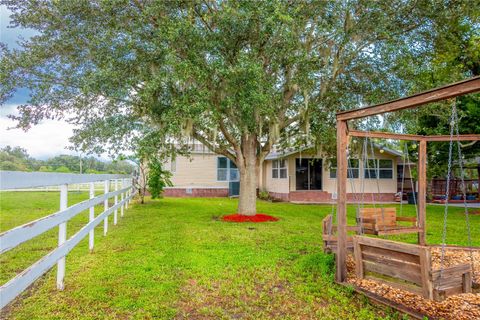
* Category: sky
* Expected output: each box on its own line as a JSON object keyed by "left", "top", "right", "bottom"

{"left": 0, "top": 6, "right": 79, "bottom": 160}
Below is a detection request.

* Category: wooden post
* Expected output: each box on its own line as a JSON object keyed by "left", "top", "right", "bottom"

{"left": 419, "top": 247, "right": 433, "bottom": 299}
{"left": 57, "top": 184, "right": 67, "bottom": 290}
{"left": 418, "top": 139, "right": 427, "bottom": 245}
{"left": 89, "top": 182, "right": 95, "bottom": 252}
{"left": 104, "top": 180, "right": 109, "bottom": 236}
{"left": 336, "top": 120, "right": 348, "bottom": 282}
{"left": 352, "top": 236, "right": 364, "bottom": 278}
{"left": 114, "top": 179, "right": 118, "bottom": 225}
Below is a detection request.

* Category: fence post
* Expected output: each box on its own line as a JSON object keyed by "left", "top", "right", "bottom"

{"left": 57, "top": 184, "right": 68, "bottom": 290}
{"left": 89, "top": 182, "right": 95, "bottom": 252}
{"left": 121, "top": 179, "right": 125, "bottom": 217}
{"left": 125, "top": 179, "right": 129, "bottom": 209}
{"left": 103, "top": 180, "right": 109, "bottom": 236}
{"left": 114, "top": 179, "right": 118, "bottom": 225}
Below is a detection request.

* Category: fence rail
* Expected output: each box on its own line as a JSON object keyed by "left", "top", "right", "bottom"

{"left": 0, "top": 171, "right": 136, "bottom": 309}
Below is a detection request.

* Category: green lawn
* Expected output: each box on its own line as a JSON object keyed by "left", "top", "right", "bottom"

{"left": 0, "top": 192, "right": 478, "bottom": 319}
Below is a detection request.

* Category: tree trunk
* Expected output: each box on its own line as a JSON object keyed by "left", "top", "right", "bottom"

{"left": 237, "top": 135, "right": 258, "bottom": 216}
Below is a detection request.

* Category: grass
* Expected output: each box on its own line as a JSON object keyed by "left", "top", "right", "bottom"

{"left": 0, "top": 192, "right": 478, "bottom": 319}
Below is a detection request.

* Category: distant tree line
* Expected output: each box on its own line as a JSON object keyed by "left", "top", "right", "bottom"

{"left": 0, "top": 146, "right": 134, "bottom": 174}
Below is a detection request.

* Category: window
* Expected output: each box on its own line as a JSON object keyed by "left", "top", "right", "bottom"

{"left": 272, "top": 159, "right": 287, "bottom": 179}
{"left": 329, "top": 158, "right": 359, "bottom": 179}
{"left": 379, "top": 159, "right": 393, "bottom": 179}
{"left": 364, "top": 159, "right": 393, "bottom": 179}
{"left": 217, "top": 157, "right": 239, "bottom": 181}
{"left": 170, "top": 158, "right": 176, "bottom": 173}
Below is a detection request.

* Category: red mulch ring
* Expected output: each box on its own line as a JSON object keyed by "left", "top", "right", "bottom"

{"left": 222, "top": 213, "right": 279, "bottom": 223}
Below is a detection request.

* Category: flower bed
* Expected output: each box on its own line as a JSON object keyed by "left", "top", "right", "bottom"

{"left": 222, "top": 213, "right": 279, "bottom": 223}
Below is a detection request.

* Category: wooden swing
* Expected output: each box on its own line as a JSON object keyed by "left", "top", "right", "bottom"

{"left": 321, "top": 214, "right": 358, "bottom": 253}
{"left": 357, "top": 207, "right": 419, "bottom": 235}
{"left": 333, "top": 76, "right": 480, "bottom": 305}
{"left": 352, "top": 236, "right": 472, "bottom": 301}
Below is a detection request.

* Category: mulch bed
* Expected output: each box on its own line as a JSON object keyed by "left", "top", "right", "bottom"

{"left": 346, "top": 248, "right": 480, "bottom": 320}
{"left": 222, "top": 213, "right": 279, "bottom": 223}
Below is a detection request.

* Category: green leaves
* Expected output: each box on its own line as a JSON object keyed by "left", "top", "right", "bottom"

{"left": 147, "top": 157, "right": 172, "bottom": 199}
{"left": 1, "top": 0, "right": 476, "bottom": 166}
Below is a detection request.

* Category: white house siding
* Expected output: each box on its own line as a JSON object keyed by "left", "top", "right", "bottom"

{"left": 264, "top": 158, "right": 290, "bottom": 194}
{"left": 165, "top": 154, "right": 229, "bottom": 188}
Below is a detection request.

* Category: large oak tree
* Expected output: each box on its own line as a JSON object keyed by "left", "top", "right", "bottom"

{"left": 0, "top": 0, "right": 471, "bottom": 215}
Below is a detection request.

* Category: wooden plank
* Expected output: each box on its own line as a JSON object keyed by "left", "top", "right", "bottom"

{"left": 336, "top": 76, "right": 480, "bottom": 121}
{"left": 365, "top": 275, "right": 423, "bottom": 295}
{"left": 433, "top": 286, "right": 464, "bottom": 301}
{"left": 0, "top": 192, "right": 135, "bottom": 309}
{"left": 363, "top": 261, "right": 422, "bottom": 285}
{"left": 348, "top": 130, "right": 480, "bottom": 142}
{"left": 322, "top": 235, "right": 353, "bottom": 242}
{"left": 0, "top": 187, "right": 131, "bottom": 254}
{"left": 396, "top": 216, "right": 417, "bottom": 222}
{"left": 363, "top": 252, "right": 421, "bottom": 273}
{"left": 417, "top": 139, "right": 427, "bottom": 245}
{"left": 419, "top": 247, "right": 433, "bottom": 299}
{"left": 0, "top": 171, "right": 130, "bottom": 190}
{"left": 360, "top": 243, "right": 421, "bottom": 265}
{"left": 336, "top": 120, "right": 348, "bottom": 282}
{"left": 354, "top": 236, "right": 423, "bottom": 256}
{"left": 377, "top": 227, "right": 422, "bottom": 236}
{"left": 424, "top": 134, "right": 480, "bottom": 142}
{"left": 348, "top": 130, "right": 423, "bottom": 141}
{"left": 430, "top": 264, "right": 471, "bottom": 280}
{"left": 433, "top": 275, "right": 464, "bottom": 289}
{"left": 463, "top": 272, "right": 472, "bottom": 293}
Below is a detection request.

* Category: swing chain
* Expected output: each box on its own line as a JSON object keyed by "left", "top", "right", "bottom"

{"left": 440, "top": 103, "right": 457, "bottom": 274}
{"left": 453, "top": 105, "right": 475, "bottom": 278}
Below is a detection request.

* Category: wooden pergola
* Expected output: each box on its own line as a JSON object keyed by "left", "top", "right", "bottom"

{"left": 335, "top": 76, "right": 480, "bottom": 283}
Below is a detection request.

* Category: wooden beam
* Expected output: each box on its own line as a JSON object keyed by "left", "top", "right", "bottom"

{"left": 349, "top": 130, "right": 480, "bottom": 142}
{"left": 336, "top": 120, "right": 348, "bottom": 282}
{"left": 337, "top": 76, "right": 480, "bottom": 121}
{"left": 423, "top": 134, "right": 480, "bottom": 142}
{"left": 417, "top": 140, "right": 427, "bottom": 246}
{"left": 349, "top": 130, "right": 423, "bottom": 141}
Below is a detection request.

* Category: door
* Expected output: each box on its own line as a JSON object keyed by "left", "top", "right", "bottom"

{"left": 295, "top": 158, "right": 322, "bottom": 190}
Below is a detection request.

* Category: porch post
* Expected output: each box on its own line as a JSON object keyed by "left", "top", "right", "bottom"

{"left": 336, "top": 120, "right": 348, "bottom": 282}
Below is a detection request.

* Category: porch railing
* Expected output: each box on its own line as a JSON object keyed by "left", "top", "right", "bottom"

{"left": 0, "top": 171, "right": 136, "bottom": 309}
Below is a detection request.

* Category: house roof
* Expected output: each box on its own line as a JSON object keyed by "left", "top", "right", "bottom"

{"left": 265, "top": 143, "right": 403, "bottom": 160}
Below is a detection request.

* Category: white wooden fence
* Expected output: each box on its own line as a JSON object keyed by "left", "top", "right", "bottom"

{"left": 0, "top": 171, "right": 136, "bottom": 309}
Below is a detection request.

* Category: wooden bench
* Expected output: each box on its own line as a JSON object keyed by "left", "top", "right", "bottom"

{"left": 357, "top": 207, "right": 420, "bottom": 235}
{"left": 353, "top": 236, "right": 472, "bottom": 301}
{"left": 322, "top": 214, "right": 358, "bottom": 253}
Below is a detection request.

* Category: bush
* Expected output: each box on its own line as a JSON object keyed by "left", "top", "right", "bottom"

{"left": 258, "top": 190, "right": 270, "bottom": 201}
{"left": 147, "top": 158, "right": 173, "bottom": 199}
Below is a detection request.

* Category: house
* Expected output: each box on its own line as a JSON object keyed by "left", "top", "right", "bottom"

{"left": 163, "top": 143, "right": 408, "bottom": 203}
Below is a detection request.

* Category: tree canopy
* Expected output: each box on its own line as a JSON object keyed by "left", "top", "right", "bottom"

{"left": 1, "top": 0, "right": 478, "bottom": 214}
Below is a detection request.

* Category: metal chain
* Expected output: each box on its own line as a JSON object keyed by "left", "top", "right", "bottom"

{"left": 399, "top": 143, "right": 407, "bottom": 216}
{"left": 440, "top": 103, "right": 456, "bottom": 274}
{"left": 452, "top": 105, "right": 475, "bottom": 278}
{"left": 405, "top": 142, "right": 419, "bottom": 221}
{"left": 368, "top": 137, "right": 386, "bottom": 233}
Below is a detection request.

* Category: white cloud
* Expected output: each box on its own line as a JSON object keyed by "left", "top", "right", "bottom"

{"left": 0, "top": 108, "right": 77, "bottom": 159}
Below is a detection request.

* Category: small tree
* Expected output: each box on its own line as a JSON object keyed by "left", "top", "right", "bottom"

{"left": 147, "top": 158, "right": 173, "bottom": 200}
